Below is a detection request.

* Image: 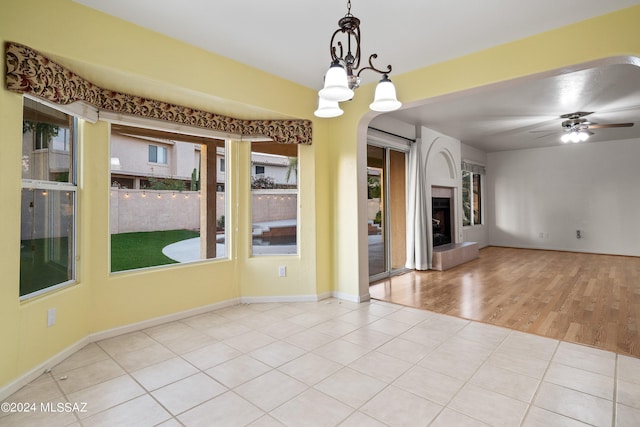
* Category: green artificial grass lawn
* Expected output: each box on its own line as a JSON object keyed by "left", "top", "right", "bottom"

{"left": 110, "top": 229, "right": 199, "bottom": 272}
{"left": 19, "top": 230, "right": 199, "bottom": 296}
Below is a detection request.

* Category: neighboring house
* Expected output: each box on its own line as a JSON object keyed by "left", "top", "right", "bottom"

{"left": 251, "top": 152, "right": 297, "bottom": 187}
{"left": 110, "top": 132, "right": 296, "bottom": 190}
{"left": 22, "top": 118, "right": 71, "bottom": 182}
{"left": 110, "top": 132, "right": 204, "bottom": 190}
{"left": 21, "top": 117, "right": 73, "bottom": 240}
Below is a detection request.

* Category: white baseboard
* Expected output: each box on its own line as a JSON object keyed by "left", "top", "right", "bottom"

{"left": 0, "top": 337, "right": 91, "bottom": 403}
{"left": 331, "top": 291, "right": 370, "bottom": 303}
{"left": 87, "top": 298, "right": 240, "bottom": 343}
{"left": 0, "top": 291, "right": 370, "bottom": 401}
{"left": 0, "top": 298, "right": 240, "bottom": 402}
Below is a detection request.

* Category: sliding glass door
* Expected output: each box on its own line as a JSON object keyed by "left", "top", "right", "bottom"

{"left": 367, "top": 144, "right": 407, "bottom": 281}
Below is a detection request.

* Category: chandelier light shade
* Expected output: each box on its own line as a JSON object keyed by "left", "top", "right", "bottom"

{"left": 315, "top": 0, "right": 402, "bottom": 118}
{"left": 370, "top": 74, "right": 402, "bottom": 112}
{"left": 314, "top": 97, "right": 344, "bottom": 118}
{"left": 319, "top": 60, "right": 354, "bottom": 102}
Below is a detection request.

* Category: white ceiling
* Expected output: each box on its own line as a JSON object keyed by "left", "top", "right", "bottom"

{"left": 383, "top": 60, "right": 640, "bottom": 151}
{"left": 73, "top": 0, "right": 640, "bottom": 151}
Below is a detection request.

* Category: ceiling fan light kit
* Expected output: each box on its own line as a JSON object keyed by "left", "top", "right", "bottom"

{"left": 557, "top": 111, "right": 633, "bottom": 144}
{"left": 561, "top": 130, "right": 589, "bottom": 143}
{"left": 314, "top": 0, "right": 402, "bottom": 118}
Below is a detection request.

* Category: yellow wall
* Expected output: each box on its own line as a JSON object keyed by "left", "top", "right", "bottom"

{"left": 2, "top": 0, "right": 640, "bottom": 392}
{"left": 0, "top": 0, "right": 327, "bottom": 391}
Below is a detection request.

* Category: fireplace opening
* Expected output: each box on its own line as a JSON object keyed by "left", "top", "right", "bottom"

{"left": 432, "top": 197, "right": 452, "bottom": 247}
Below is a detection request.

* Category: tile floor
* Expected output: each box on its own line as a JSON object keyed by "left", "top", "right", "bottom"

{"left": 1, "top": 299, "right": 639, "bottom": 426}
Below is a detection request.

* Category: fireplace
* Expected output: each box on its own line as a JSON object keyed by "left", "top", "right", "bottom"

{"left": 432, "top": 197, "right": 452, "bottom": 247}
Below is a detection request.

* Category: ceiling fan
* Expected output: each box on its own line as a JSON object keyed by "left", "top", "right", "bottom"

{"left": 534, "top": 111, "right": 634, "bottom": 143}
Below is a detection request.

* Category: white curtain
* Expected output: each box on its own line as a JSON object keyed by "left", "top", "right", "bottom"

{"left": 405, "top": 139, "right": 429, "bottom": 270}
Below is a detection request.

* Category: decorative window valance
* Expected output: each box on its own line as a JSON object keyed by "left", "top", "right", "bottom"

{"left": 5, "top": 42, "right": 312, "bottom": 145}
{"left": 461, "top": 161, "right": 486, "bottom": 175}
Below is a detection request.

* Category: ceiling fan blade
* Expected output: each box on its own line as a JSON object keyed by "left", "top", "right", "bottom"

{"left": 533, "top": 132, "right": 558, "bottom": 139}
{"left": 529, "top": 129, "right": 558, "bottom": 133}
{"left": 588, "top": 123, "right": 634, "bottom": 129}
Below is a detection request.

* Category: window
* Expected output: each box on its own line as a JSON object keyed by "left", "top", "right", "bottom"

{"left": 220, "top": 158, "right": 225, "bottom": 172}
{"left": 462, "top": 170, "right": 482, "bottom": 226}
{"left": 472, "top": 173, "right": 482, "bottom": 225}
{"left": 20, "top": 97, "right": 77, "bottom": 299}
{"left": 148, "top": 144, "right": 168, "bottom": 164}
{"left": 251, "top": 142, "right": 298, "bottom": 255}
{"left": 111, "top": 125, "right": 227, "bottom": 272}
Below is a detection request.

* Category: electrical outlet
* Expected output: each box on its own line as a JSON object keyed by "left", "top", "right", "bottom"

{"left": 47, "top": 308, "right": 56, "bottom": 327}
{"left": 278, "top": 265, "right": 287, "bottom": 277}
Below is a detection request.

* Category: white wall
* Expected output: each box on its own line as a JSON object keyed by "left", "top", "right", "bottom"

{"left": 461, "top": 143, "right": 489, "bottom": 247}
{"left": 487, "top": 138, "right": 640, "bottom": 256}
{"left": 420, "top": 127, "right": 462, "bottom": 267}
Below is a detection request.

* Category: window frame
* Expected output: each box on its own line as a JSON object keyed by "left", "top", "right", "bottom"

{"left": 472, "top": 173, "right": 482, "bottom": 226}
{"left": 20, "top": 96, "right": 78, "bottom": 300}
{"left": 462, "top": 170, "right": 483, "bottom": 227}
{"left": 110, "top": 124, "right": 229, "bottom": 273}
{"left": 148, "top": 144, "right": 168, "bottom": 164}
{"left": 250, "top": 143, "right": 299, "bottom": 257}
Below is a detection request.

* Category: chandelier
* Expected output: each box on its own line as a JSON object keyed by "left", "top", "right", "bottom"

{"left": 314, "top": 0, "right": 402, "bottom": 118}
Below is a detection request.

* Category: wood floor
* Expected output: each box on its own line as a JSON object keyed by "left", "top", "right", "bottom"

{"left": 370, "top": 246, "right": 640, "bottom": 358}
